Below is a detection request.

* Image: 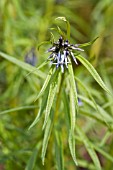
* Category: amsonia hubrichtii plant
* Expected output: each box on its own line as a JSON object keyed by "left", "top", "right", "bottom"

{"left": 0, "top": 17, "right": 111, "bottom": 169}
{"left": 28, "top": 17, "right": 111, "bottom": 168}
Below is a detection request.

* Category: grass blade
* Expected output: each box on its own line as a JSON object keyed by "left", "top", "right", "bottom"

{"left": 0, "top": 51, "right": 45, "bottom": 79}
{"left": 0, "top": 105, "right": 38, "bottom": 115}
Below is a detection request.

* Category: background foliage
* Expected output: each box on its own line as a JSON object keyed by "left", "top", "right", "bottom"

{"left": 0, "top": 0, "right": 113, "bottom": 170}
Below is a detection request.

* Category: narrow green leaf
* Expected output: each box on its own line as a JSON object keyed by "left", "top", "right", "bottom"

{"left": 80, "top": 108, "right": 107, "bottom": 125}
{"left": 68, "top": 64, "right": 78, "bottom": 114}
{"left": 100, "top": 65, "right": 113, "bottom": 114}
{"left": 75, "top": 76, "right": 100, "bottom": 114}
{"left": 77, "top": 132, "right": 113, "bottom": 163}
{"left": 67, "top": 74, "right": 78, "bottom": 166}
{"left": 37, "top": 41, "right": 50, "bottom": 50}
{"left": 64, "top": 89, "right": 78, "bottom": 165}
{"left": 99, "top": 131, "right": 111, "bottom": 147}
{"left": 0, "top": 51, "right": 45, "bottom": 79}
{"left": 77, "top": 159, "right": 95, "bottom": 169}
{"left": 57, "top": 26, "right": 66, "bottom": 39}
{"left": 55, "top": 17, "right": 70, "bottom": 39}
{"left": 103, "top": 101, "right": 113, "bottom": 109}
{"left": 94, "top": 145, "right": 113, "bottom": 163}
{"left": 70, "top": 86, "right": 76, "bottom": 132}
{"left": 66, "top": 20, "right": 70, "bottom": 40}
{"left": 76, "top": 55, "right": 111, "bottom": 95}
{"left": 55, "top": 131, "right": 64, "bottom": 170}
{"left": 43, "top": 71, "right": 58, "bottom": 129}
{"left": 78, "top": 95, "right": 113, "bottom": 129}
{"left": 34, "top": 67, "right": 54, "bottom": 102}
{"left": 79, "top": 95, "right": 113, "bottom": 122}
{"left": 25, "top": 144, "right": 40, "bottom": 170}
{"left": 78, "top": 37, "right": 99, "bottom": 48}
{"left": 49, "top": 27, "right": 66, "bottom": 38}
{"left": 50, "top": 32, "right": 55, "bottom": 44}
{"left": 0, "top": 105, "right": 38, "bottom": 115}
{"left": 68, "top": 87, "right": 78, "bottom": 165}
{"left": 63, "top": 90, "right": 70, "bottom": 129}
{"left": 68, "top": 130, "right": 78, "bottom": 166}
{"left": 76, "top": 125, "right": 102, "bottom": 170}
{"left": 25, "top": 60, "right": 48, "bottom": 77}
{"left": 41, "top": 110, "right": 54, "bottom": 165}
{"left": 28, "top": 88, "right": 49, "bottom": 130}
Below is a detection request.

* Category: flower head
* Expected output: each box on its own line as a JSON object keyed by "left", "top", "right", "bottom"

{"left": 47, "top": 36, "right": 84, "bottom": 72}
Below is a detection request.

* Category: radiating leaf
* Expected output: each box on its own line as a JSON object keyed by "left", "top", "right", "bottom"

{"left": 78, "top": 95, "right": 113, "bottom": 129}
{"left": 37, "top": 41, "right": 50, "bottom": 50}
{"left": 68, "top": 130, "right": 78, "bottom": 166}
{"left": 42, "top": 71, "right": 59, "bottom": 129}
{"left": 28, "top": 88, "right": 49, "bottom": 130}
{"left": 76, "top": 55, "right": 111, "bottom": 95}
{"left": 34, "top": 67, "right": 54, "bottom": 102}
{"left": 63, "top": 90, "right": 77, "bottom": 166}
{"left": 70, "top": 86, "right": 76, "bottom": 133}
{"left": 68, "top": 63, "right": 78, "bottom": 114}
{"left": 57, "top": 26, "right": 66, "bottom": 39}
{"left": 50, "top": 32, "right": 55, "bottom": 44}
{"left": 41, "top": 110, "right": 54, "bottom": 165}
{"left": 25, "top": 60, "right": 48, "bottom": 77}
{"left": 49, "top": 27, "right": 66, "bottom": 38}
{"left": 99, "top": 131, "right": 111, "bottom": 147}
{"left": 75, "top": 76, "right": 99, "bottom": 113}
{"left": 78, "top": 37, "right": 99, "bottom": 48}
{"left": 68, "top": 87, "right": 78, "bottom": 165}
{"left": 25, "top": 144, "right": 40, "bottom": 170}
{"left": 63, "top": 90, "right": 70, "bottom": 129}
{"left": 94, "top": 145, "right": 113, "bottom": 163}
{"left": 55, "top": 131, "right": 64, "bottom": 170}
{"left": 76, "top": 125, "right": 102, "bottom": 170}
{"left": 65, "top": 76, "right": 78, "bottom": 165}
{"left": 77, "top": 159, "right": 95, "bottom": 169}
{"left": 55, "top": 17, "right": 70, "bottom": 39}
{"left": 80, "top": 108, "right": 106, "bottom": 125}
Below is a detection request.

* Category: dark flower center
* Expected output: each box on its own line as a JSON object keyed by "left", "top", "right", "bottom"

{"left": 47, "top": 36, "right": 84, "bottom": 72}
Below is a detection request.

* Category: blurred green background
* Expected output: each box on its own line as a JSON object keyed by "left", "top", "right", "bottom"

{"left": 0, "top": 0, "right": 113, "bottom": 169}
